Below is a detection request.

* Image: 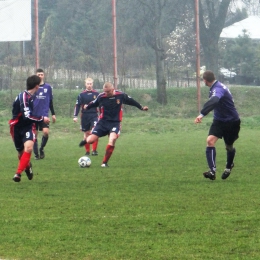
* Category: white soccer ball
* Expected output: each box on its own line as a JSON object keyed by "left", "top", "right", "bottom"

{"left": 78, "top": 156, "right": 91, "bottom": 168}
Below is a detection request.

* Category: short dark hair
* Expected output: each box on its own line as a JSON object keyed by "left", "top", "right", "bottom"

{"left": 36, "top": 68, "right": 44, "bottom": 73}
{"left": 26, "top": 75, "right": 41, "bottom": 90}
{"left": 203, "top": 70, "right": 215, "bottom": 82}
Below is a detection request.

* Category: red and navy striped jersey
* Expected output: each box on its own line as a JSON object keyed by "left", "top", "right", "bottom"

{"left": 10, "top": 91, "right": 43, "bottom": 127}
{"left": 87, "top": 90, "right": 143, "bottom": 122}
{"left": 74, "top": 90, "right": 99, "bottom": 116}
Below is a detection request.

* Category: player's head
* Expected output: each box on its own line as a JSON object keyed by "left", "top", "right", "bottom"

{"left": 36, "top": 68, "right": 45, "bottom": 83}
{"left": 26, "top": 75, "right": 41, "bottom": 91}
{"left": 85, "top": 77, "right": 93, "bottom": 90}
{"left": 203, "top": 70, "right": 215, "bottom": 87}
{"left": 103, "top": 82, "right": 115, "bottom": 97}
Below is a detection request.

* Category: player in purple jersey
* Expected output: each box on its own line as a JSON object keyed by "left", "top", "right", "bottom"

{"left": 9, "top": 75, "right": 50, "bottom": 182}
{"left": 33, "top": 68, "right": 56, "bottom": 159}
{"left": 195, "top": 70, "right": 240, "bottom": 180}
{"left": 83, "top": 82, "right": 148, "bottom": 167}
{"left": 73, "top": 78, "right": 99, "bottom": 155}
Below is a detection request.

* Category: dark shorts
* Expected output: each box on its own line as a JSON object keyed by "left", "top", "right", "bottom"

{"left": 35, "top": 121, "right": 49, "bottom": 131}
{"left": 11, "top": 124, "right": 36, "bottom": 152}
{"left": 209, "top": 119, "right": 241, "bottom": 145}
{"left": 81, "top": 114, "right": 98, "bottom": 132}
{"left": 91, "top": 120, "right": 121, "bottom": 138}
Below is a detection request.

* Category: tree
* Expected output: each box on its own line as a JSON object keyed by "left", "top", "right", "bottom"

{"left": 220, "top": 32, "right": 260, "bottom": 82}
{"left": 199, "top": 0, "right": 232, "bottom": 75}
{"left": 118, "top": 0, "right": 188, "bottom": 105}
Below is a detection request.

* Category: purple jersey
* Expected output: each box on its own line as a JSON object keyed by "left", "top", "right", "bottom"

{"left": 209, "top": 81, "right": 239, "bottom": 122}
{"left": 33, "top": 82, "right": 53, "bottom": 117}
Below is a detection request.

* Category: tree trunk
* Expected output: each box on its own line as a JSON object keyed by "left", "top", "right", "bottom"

{"left": 155, "top": 49, "right": 167, "bottom": 105}
{"left": 202, "top": 38, "right": 219, "bottom": 75}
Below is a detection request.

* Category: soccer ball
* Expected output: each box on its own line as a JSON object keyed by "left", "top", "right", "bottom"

{"left": 78, "top": 156, "right": 91, "bottom": 168}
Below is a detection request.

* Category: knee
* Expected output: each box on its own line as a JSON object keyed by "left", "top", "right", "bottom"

{"left": 226, "top": 145, "right": 234, "bottom": 152}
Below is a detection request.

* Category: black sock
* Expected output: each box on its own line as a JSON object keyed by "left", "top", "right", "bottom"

{"left": 226, "top": 148, "right": 236, "bottom": 169}
{"left": 33, "top": 139, "right": 39, "bottom": 156}
{"left": 40, "top": 136, "right": 49, "bottom": 150}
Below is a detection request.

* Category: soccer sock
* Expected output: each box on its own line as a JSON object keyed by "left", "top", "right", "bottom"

{"left": 92, "top": 140, "right": 98, "bottom": 151}
{"left": 40, "top": 135, "right": 49, "bottom": 149}
{"left": 226, "top": 148, "right": 236, "bottom": 169}
{"left": 206, "top": 147, "right": 216, "bottom": 172}
{"left": 33, "top": 139, "right": 39, "bottom": 156}
{"left": 85, "top": 143, "right": 90, "bottom": 152}
{"left": 17, "top": 151, "right": 31, "bottom": 174}
{"left": 102, "top": 145, "right": 115, "bottom": 163}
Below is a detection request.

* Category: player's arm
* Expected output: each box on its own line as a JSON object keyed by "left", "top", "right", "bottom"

{"left": 194, "top": 96, "right": 219, "bottom": 123}
{"left": 201, "top": 96, "right": 220, "bottom": 116}
{"left": 73, "top": 95, "right": 81, "bottom": 122}
{"left": 123, "top": 94, "right": 148, "bottom": 111}
{"left": 49, "top": 99, "right": 56, "bottom": 123}
{"left": 21, "top": 93, "right": 47, "bottom": 123}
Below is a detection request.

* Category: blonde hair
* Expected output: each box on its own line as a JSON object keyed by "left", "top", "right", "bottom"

{"left": 85, "top": 77, "right": 93, "bottom": 83}
{"left": 103, "top": 82, "right": 114, "bottom": 89}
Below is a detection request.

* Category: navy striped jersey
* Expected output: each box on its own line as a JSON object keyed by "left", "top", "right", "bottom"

{"left": 74, "top": 90, "right": 99, "bottom": 116}
{"left": 87, "top": 90, "right": 143, "bottom": 122}
{"left": 10, "top": 91, "right": 43, "bottom": 127}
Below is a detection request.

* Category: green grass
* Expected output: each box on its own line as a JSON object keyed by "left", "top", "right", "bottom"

{"left": 1, "top": 88, "right": 260, "bottom": 259}
{"left": 0, "top": 116, "right": 260, "bottom": 259}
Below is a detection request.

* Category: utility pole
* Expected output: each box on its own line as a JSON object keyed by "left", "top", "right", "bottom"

{"left": 112, "top": 0, "right": 118, "bottom": 88}
{"left": 35, "top": 0, "right": 39, "bottom": 69}
{"left": 195, "top": 0, "right": 201, "bottom": 112}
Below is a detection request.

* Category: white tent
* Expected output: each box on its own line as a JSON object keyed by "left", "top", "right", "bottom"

{"left": 220, "top": 16, "right": 260, "bottom": 39}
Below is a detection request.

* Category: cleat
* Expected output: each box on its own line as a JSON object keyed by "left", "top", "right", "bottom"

{"left": 203, "top": 170, "right": 216, "bottom": 180}
{"left": 79, "top": 140, "right": 87, "bottom": 147}
{"left": 92, "top": 150, "right": 98, "bottom": 156}
{"left": 222, "top": 163, "right": 234, "bottom": 180}
{"left": 13, "top": 173, "right": 21, "bottom": 182}
{"left": 85, "top": 152, "right": 90, "bottom": 156}
{"left": 35, "top": 155, "right": 40, "bottom": 160}
{"left": 101, "top": 163, "right": 109, "bottom": 167}
{"left": 25, "top": 163, "right": 33, "bottom": 180}
{"left": 39, "top": 148, "right": 45, "bottom": 159}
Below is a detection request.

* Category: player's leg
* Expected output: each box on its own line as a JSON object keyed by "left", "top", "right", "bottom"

{"left": 222, "top": 120, "right": 240, "bottom": 180}
{"left": 84, "top": 130, "right": 91, "bottom": 155}
{"left": 204, "top": 135, "right": 218, "bottom": 179}
{"left": 39, "top": 126, "right": 49, "bottom": 159}
{"left": 13, "top": 127, "right": 34, "bottom": 182}
{"left": 79, "top": 116, "right": 88, "bottom": 147}
{"left": 33, "top": 123, "right": 39, "bottom": 159}
{"left": 101, "top": 133, "right": 117, "bottom": 167}
{"left": 101, "top": 123, "right": 121, "bottom": 167}
{"left": 91, "top": 120, "right": 99, "bottom": 156}
{"left": 203, "top": 121, "right": 222, "bottom": 180}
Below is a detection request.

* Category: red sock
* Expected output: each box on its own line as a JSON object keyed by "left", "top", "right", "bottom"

{"left": 92, "top": 140, "right": 98, "bottom": 151}
{"left": 102, "top": 145, "right": 115, "bottom": 163}
{"left": 85, "top": 143, "right": 90, "bottom": 152}
{"left": 17, "top": 151, "right": 31, "bottom": 174}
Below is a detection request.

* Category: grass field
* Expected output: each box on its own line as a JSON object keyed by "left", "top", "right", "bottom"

{"left": 0, "top": 117, "right": 260, "bottom": 260}
{"left": 1, "top": 88, "right": 260, "bottom": 259}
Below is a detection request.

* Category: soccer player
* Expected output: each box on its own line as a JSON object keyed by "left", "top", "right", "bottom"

{"left": 73, "top": 78, "right": 99, "bottom": 156}
{"left": 194, "top": 70, "right": 240, "bottom": 180}
{"left": 9, "top": 75, "right": 50, "bottom": 182}
{"left": 33, "top": 68, "right": 56, "bottom": 159}
{"left": 83, "top": 82, "right": 149, "bottom": 167}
